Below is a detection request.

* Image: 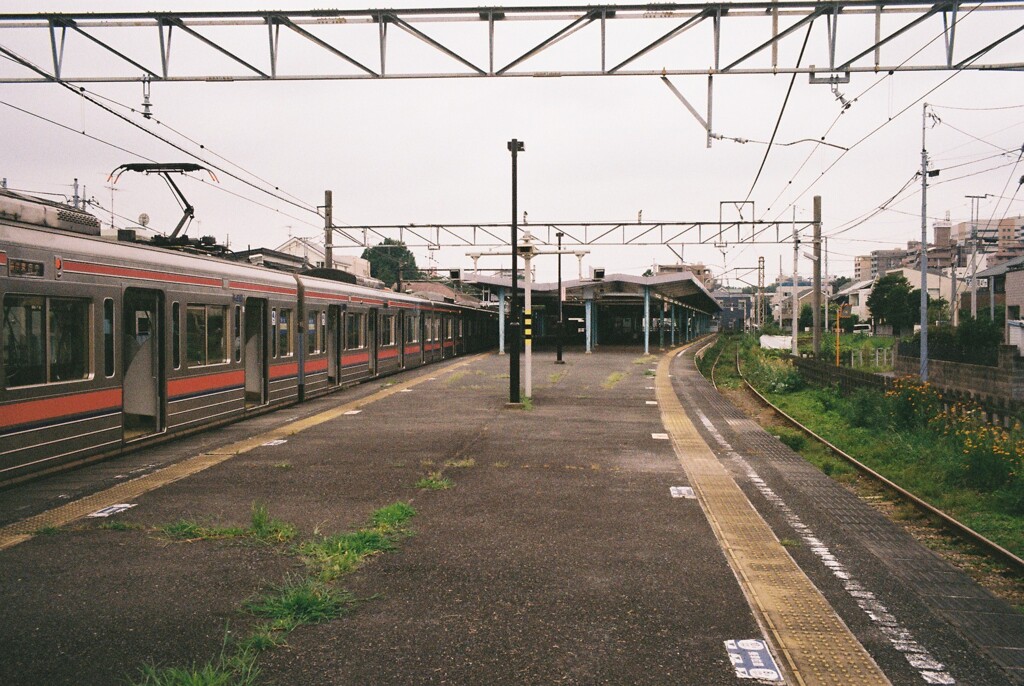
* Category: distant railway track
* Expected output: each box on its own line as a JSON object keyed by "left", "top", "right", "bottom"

{"left": 702, "top": 343, "right": 1024, "bottom": 576}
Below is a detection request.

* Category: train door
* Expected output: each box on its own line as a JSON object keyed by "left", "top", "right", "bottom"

{"left": 327, "top": 305, "right": 341, "bottom": 385}
{"left": 397, "top": 313, "right": 405, "bottom": 368}
{"left": 244, "top": 298, "right": 268, "bottom": 407}
{"left": 441, "top": 314, "right": 449, "bottom": 359}
{"left": 122, "top": 288, "right": 164, "bottom": 441}
{"left": 368, "top": 309, "right": 378, "bottom": 375}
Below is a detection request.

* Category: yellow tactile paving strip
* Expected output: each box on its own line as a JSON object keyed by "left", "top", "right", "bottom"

{"left": 656, "top": 349, "right": 891, "bottom": 686}
{"left": 0, "top": 355, "right": 484, "bottom": 551}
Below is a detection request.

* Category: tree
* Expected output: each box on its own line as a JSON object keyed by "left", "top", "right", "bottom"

{"left": 866, "top": 273, "right": 920, "bottom": 335}
{"left": 832, "top": 275, "right": 852, "bottom": 293}
{"left": 360, "top": 239, "right": 420, "bottom": 287}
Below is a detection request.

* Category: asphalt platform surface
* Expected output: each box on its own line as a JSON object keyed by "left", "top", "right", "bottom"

{"left": 0, "top": 344, "right": 1020, "bottom": 685}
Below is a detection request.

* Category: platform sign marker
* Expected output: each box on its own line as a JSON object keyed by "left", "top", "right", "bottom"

{"left": 343, "top": 410, "right": 362, "bottom": 415}
{"left": 724, "top": 639, "right": 782, "bottom": 681}
{"left": 651, "top": 433, "right": 669, "bottom": 440}
{"left": 88, "top": 504, "right": 136, "bottom": 518}
{"left": 261, "top": 439, "right": 287, "bottom": 446}
{"left": 400, "top": 388, "right": 413, "bottom": 393}
{"left": 645, "top": 386, "right": 655, "bottom": 390}
{"left": 670, "top": 486, "right": 695, "bottom": 499}
{"left": 646, "top": 400, "right": 658, "bottom": 405}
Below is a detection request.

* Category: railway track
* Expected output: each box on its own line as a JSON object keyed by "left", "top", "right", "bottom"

{"left": 702, "top": 341, "right": 1024, "bottom": 576}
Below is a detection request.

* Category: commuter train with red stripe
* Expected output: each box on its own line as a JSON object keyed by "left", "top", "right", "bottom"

{"left": 0, "top": 189, "right": 496, "bottom": 485}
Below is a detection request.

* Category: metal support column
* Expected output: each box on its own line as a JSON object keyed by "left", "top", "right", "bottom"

{"left": 589, "top": 301, "right": 598, "bottom": 354}
{"left": 643, "top": 287, "right": 650, "bottom": 354}
{"left": 659, "top": 302, "right": 666, "bottom": 350}
{"left": 498, "top": 286, "right": 506, "bottom": 354}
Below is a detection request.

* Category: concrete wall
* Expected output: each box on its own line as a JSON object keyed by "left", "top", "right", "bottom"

{"left": 895, "top": 344, "right": 1024, "bottom": 403}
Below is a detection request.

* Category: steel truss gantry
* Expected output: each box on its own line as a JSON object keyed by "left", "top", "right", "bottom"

{"left": 1, "top": 2, "right": 1022, "bottom": 86}
{"left": 326, "top": 219, "right": 816, "bottom": 250}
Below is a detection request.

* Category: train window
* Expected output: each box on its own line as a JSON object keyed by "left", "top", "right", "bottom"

{"left": 172, "top": 302, "right": 181, "bottom": 369}
{"left": 446, "top": 317, "right": 454, "bottom": 340}
{"left": 103, "top": 299, "right": 114, "bottom": 377}
{"left": 277, "top": 308, "right": 293, "bottom": 358}
{"left": 271, "top": 308, "right": 278, "bottom": 357}
{"left": 406, "top": 314, "right": 419, "bottom": 344}
{"left": 319, "top": 311, "right": 326, "bottom": 355}
{"left": 307, "top": 310, "right": 318, "bottom": 355}
{"left": 345, "top": 312, "right": 365, "bottom": 350}
{"left": 2, "top": 295, "right": 90, "bottom": 388}
{"left": 234, "top": 305, "right": 242, "bottom": 362}
{"left": 186, "top": 304, "right": 228, "bottom": 367}
{"left": 380, "top": 314, "right": 395, "bottom": 346}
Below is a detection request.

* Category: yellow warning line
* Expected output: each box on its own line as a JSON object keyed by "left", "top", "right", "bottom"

{"left": 0, "top": 355, "right": 485, "bottom": 551}
{"left": 656, "top": 349, "right": 891, "bottom": 686}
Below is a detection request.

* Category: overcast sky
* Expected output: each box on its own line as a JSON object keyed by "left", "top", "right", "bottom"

{"left": 2, "top": 1, "right": 1023, "bottom": 285}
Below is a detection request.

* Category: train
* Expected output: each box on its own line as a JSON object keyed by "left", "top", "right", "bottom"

{"left": 0, "top": 189, "right": 497, "bottom": 486}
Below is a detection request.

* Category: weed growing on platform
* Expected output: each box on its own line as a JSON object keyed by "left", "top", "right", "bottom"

{"left": 131, "top": 638, "right": 259, "bottom": 686}
{"left": 521, "top": 396, "right": 534, "bottom": 410}
{"left": 445, "top": 458, "right": 476, "bottom": 469}
{"left": 272, "top": 462, "right": 292, "bottom": 470}
{"left": 158, "top": 504, "right": 295, "bottom": 544}
{"left": 98, "top": 520, "right": 141, "bottom": 531}
{"left": 416, "top": 472, "right": 454, "bottom": 490}
{"left": 548, "top": 371, "right": 567, "bottom": 385}
{"left": 299, "top": 502, "right": 416, "bottom": 580}
{"left": 244, "top": 577, "right": 355, "bottom": 631}
{"left": 633, "top": 354, "right": 658, "bottom": 365}
{"left": 602, "top": 372, "right": 626, "bottom": 388}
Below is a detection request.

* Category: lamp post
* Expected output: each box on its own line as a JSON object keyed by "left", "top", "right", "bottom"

{"left": 556, "top": 231, "right": 565, "bottom": 364}
{"left": 507, "top": 139, "right": 524, "bottom": 404}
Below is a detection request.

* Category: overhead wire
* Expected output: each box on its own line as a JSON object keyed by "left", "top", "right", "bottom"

{"left": 0, "top": 44, "right": 319, "bottom": 218}
{"left": 743, "top": 21, "right": 813, "bottom": 203}
{"left": 0, "top": 94, "right": 322, "bottom": 231}
{"left": 758, "top": 3, "right": 983, "bottom": 223}
{"left": 78, "top": 86, "right": 316, "bottom": 212}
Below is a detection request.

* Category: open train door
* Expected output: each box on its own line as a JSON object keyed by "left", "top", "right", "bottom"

{"left": 244, "top": 298, "right": 268, "bottom": 407}
{"left": 122, "top": 288, "right": 164, "bottom": 441}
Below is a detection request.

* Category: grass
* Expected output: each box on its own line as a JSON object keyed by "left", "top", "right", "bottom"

{"left": 444, "top": 458, "right": 476, "bottom": 469}
{"left": 34, "top": 525, "right": 60, "bottom": 536}
{"left": 98, "top": 520, "right": 142, "bottom": 531}
{"left": 602, "top": 371, "right": 627, "bottom": 389}
{"left": 415, "top": 472, "right": 454, "bottom": 490}
{"left": 521, "top": 396, "right": 534, "bottom": 411}
{"left": 131, "top": 637, "right": 259, "bottom": 686}
{"left": 633, "top": 354, "right": 658, "bottom": 365}
{"left": 243, "top": 577, "right": 355, "bottom": 631}
{"left": 548, "top": 371, "right": 567, "bottom": 385}
{"left": 158, "top": 504, "right": 296, "bottom": 545}
{"left": 300, "top": 502, "right": 417, "bottom": 580}
{"left": 272, "top": 462, "right": 292, "bottom": 470}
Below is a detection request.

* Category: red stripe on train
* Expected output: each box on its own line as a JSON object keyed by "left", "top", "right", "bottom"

{"left": 228, "top": 281, "right": 297, "bottom": 296}
{"left": 305, "top": 358, "right": 328, "bottom": 373}
{"left": 0, "top": 387, "right": 123, "bottom": 430}
{"left": 270, "top": 362, "right": 299, "bottom": 380}
{"left": 167, "top": 370, "right": 245, "bottom": 399}
{"left": 62, "top": 260, "right": 221, "bottom": 287}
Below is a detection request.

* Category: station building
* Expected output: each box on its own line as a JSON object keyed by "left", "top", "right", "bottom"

{"left": 466, "top": 271, "right": 720, "bottom": 354}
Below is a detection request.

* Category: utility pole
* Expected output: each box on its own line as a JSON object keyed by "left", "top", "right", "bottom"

{"left": 920, "top": 103, "right": 930, "bottom": 382}
{"left": 823, "top": 236, "right": 829, "bottom": 332}
{"left": 792, "top": 209, "right": 799, "bottom": 357}
{"left": 758, "top": 256, "right": 765, "bottom": 329}
{"left": 966, "top": 194, "right": 989, "bottom": 320}
{"left": 324, "top": 190, "right": 333, "bottom": 270}
{"left": 556, "top": 231, "right": 565, "bottom": 364}
{"left": 812, "top": 196, "right": 822, "bottom": 356}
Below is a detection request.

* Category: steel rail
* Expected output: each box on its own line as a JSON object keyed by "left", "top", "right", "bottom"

{"left": 723, "top": 350, "right": 1024, "bottom": 574}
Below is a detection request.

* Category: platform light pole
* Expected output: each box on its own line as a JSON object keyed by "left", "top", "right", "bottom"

{"left": 507, "top": 139, "right": 524, "bottom": 404}
{"left": 556, "top": 231, "right": 565, "bottom": 364}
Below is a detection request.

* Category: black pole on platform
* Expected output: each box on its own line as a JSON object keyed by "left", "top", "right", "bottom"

{"left": 556, "top": 230, "right": 565, "bottom": 364}
{"left": 507, "top": 139, "right": 524, "bottom": 403}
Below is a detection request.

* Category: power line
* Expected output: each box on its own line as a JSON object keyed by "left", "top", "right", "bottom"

{"left": 744, "top": 21, "right": 812, "bottom": 202}
{"left": 78, "top": 86, "right": 316, "bottom": 212}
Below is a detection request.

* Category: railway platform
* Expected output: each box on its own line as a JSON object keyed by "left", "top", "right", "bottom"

{"left": 0, "top": 343, "right": 1021, "bottom": 685}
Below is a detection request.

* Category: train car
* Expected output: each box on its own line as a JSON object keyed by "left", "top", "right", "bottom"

{"left": 0, "top": 190, "right": 495, "bottom": 486}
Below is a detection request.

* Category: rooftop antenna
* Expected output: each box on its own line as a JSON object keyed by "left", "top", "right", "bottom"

{"left": 108, "top": 163, "right": 218, "bottom": 239}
